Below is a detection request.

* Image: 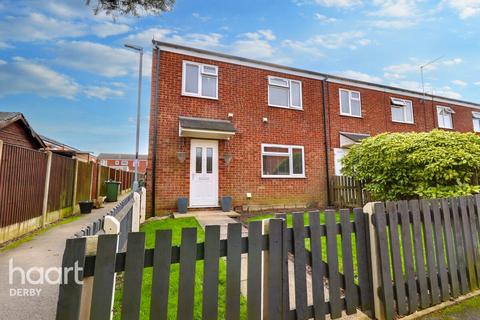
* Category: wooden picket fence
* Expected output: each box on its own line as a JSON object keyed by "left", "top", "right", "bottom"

{"left": 56, "top": 209, "right": 373, "bottom": 320}
{"left": 329, "top": 175, "right": 372, "bottom": 208}
{"left": 373, "top": 195, "right": 480, "bottom": 319}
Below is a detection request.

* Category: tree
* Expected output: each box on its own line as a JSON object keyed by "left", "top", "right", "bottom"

{"left": 86, "top": 0, "right": 175, "bottom": 16}
{"left": 341, "top": 130, "right": 480, "bottom": 201}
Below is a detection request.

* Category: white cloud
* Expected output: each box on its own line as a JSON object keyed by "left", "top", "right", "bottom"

{"left": 444, "top": 0, "right": 480, "bottom": 19}
{"left": 384, "top": 72, "right": 405, "bottom": 80}
{"left": 55, "top": 41, "right": 151, "bottom": 78}
{"left": 282, "top": 40, "right": 324, "bottom": 57}
{"left": 314, "top": 13, "right": 338, "bottom": 23}
{"left": 310, "top": 31, "right": 370, "bottom": 49}
{"left": 124, "top": 28, "right": 222, "bottom": 50}
{"left": 0, "top": 58, "right": 79, "bottom": 99}
{"left": 84, "top": 86, "right": 124, "bottom": 100}
{"left": 390, "top": 80, "right": 462, "bottom": 99}
{"left": 384, "top": 58, "right": 463, "bottom": 75}
{"left": 336, "top": 70, "right": 383, "bottom": 83}
{"left": 0, "top": 13, "right": 87, "bottom": 42}
{"left": 312, "top": 0, "right": 362, "bottom": 8}
{"left": 0, "top": 41, "right": 13, "bottom": 49}
{"left": 192, "top": 12, "right": 211, "bottom": 22}
{"left": 371, "top": 0, "right": 419, "bottom": 18}
{"left": 231, "top": 30, "right": 276, "bottom": 60}
{"left": 474, "top": 81, "right": 480, "bottom": 86}
{"left": 370, "top": 19, "right": 417, "bottom": 29}
{"left": 452, "top": 79, "right": 467, "bottom": 86}
{"left": 91, "top": 22, "right": 130, "bottom": 38}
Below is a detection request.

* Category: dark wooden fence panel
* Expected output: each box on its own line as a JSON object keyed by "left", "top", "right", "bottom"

{"left": 47, "top": 153, "right": 75, "bottom": 212}
{"left": 58, "top": 208, "right": 373, "bottom": 320}
{"left": 0, "top": 144, "right": 47, "bottom": 227}
{"left": 374, "top": 196, "right": 480, "bottom": 319}
{"left": 76, "top": 161, "right": 92, "bottom": 202}
{"left": 330, "top": 175, "right": 372, "bottom": 208}
{"left": 98, "top": 166, "right": 110, "bottom": 196}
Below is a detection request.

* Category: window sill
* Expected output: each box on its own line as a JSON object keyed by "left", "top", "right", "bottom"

{"left": 268, "top": 104, "right": 303, "bottom": 111}
{"left": 181, "top": 92, "right": 219, "bottom": 100}
{"left": 392, "top": 120, "right": 415, "bottom": 125}
{"left": 261, "top": 175, "right": 306, "bottom": 179}
{"left": 339, "top": 113, "right": 363, "bottom": 119}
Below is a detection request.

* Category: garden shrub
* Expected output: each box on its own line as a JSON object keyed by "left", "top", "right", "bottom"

{"left": 341, "top": 129, "right": 480, "bottom": 201}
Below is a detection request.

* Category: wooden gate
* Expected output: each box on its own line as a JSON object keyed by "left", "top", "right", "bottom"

{"left": 56, "top": 210, "right": 373, "bottom": 319}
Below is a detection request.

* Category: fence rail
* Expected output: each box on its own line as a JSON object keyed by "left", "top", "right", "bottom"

{"left": 57, "top": 209, "right": 373, "bottom": 320}
{"left": 330, "top": 175, "right": 372, "bottom": 208}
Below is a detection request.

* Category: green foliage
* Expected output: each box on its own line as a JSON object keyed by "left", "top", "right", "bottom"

{"left": 87, "top": 0, "right": 175, "bottom": 16}
{"left": 341, "top": 130, "right": 480, "bottom": 201}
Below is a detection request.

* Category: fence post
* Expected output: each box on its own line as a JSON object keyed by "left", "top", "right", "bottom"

{"left": 140, "top": 187, "right": 146, "bottom": 224}
{"left": 97, "top": 165, "right": 102, "bottom": 198}
{"left": 364, "top": 202, "right": 385, "bottom": 320}
{"left": 72, "top": 158, "right": 79, "bottom": 213}
{"left": 79, "top": 236, "right": 98, "bottom": 320}
{"left": 41, "top": 151, "right": 53, "bottom": 228}
{"left": 132, "top": 192, "right": 141, "bottom": 232}
{"left": 88, "top": 162, "right": 94, "bottom": 201}
{"left": 262, "top": 219, "right": 270, "bottom": 319}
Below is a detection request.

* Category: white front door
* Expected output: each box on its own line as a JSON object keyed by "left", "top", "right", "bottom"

{"left": 189, "top": 139, "right": 219, "bottom": 207}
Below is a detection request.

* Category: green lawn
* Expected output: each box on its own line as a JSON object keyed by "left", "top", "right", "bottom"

{"left": 113, "top": 217, "right": 247, "bottom": 319}
{"left": 419, "top": 294, "right": 480, "bottom": 319}
{"left": 247, "top": 212, "right": 358, "bottom": 275}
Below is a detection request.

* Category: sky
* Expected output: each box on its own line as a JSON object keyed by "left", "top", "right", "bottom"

{"left": 1, "top": 0, "right": 480, "bottom": 155}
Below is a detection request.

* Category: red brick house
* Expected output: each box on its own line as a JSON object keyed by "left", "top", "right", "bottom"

{"left": 147, "top": 41, "right": 480, "bottom": 215}
{"left": 97, "top": 153, "right": 148, "bottom": 174}
{"left": 0, "top": 112, "right": 46, "bottom": 150}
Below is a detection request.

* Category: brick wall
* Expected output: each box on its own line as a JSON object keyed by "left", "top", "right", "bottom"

{"left": 147, "top": 49, "right": 328, "bottom": 214}
{"left": 147, "top": 47, "right": 480, "bottom": 216}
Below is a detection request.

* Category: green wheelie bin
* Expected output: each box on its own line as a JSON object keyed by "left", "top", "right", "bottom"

{"left": 105, "top": 180, "right": 121, "bottom": 202}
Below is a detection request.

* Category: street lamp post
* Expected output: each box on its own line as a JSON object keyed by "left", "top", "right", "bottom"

{"left": 124, "top": 43, "right": 143, "bottom": 190}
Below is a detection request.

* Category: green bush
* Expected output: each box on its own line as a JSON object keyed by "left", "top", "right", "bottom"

{"left": 341, "top": 130, "right": 480, "bottom": 201}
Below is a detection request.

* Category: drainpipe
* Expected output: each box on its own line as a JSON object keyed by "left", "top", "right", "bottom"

{"left": 151, "top": 45, "right": 161, "bottom": 217}
{"left": 322, "top": 78, "right": 331, "bottom": 206}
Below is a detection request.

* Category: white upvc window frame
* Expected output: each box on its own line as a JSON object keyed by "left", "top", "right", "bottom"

{"left": 339, "top": 88, "right": 362, "bottom": 117}
{"left": 473, "top": 112, "right": 480, "bottom": 133}
{"left": 390, "top": 97, "right": 414, "bottom": 124}
{"left": 267, "top": 76, "right": 303, "bottom": 110}
{"left": 182, "top": 60, "right": 218, "bottom": 100}
{"left": 437, "top": 106, "right": 454, "bottom": 129}
{"left": 261, "top": 144, "right": 306, "bottom": 178}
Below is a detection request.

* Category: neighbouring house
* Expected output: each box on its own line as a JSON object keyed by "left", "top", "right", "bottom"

{"left": 41, "top": 135, "right": 96, "bottom": 163}
{"left": 0, "top": 112, "right": 46, "bottom": 150}
{"left": 147, "top": 41, "right": 480, "bottom": 215}
{"left": 97, "top": 153, "right": 148, "bottom": 174}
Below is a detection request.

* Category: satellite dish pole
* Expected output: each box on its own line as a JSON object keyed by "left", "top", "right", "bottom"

{"left": 420, "top": 55, "right": 444, "bottom": 102}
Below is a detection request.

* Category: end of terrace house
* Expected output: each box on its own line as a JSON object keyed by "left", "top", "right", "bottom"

{"left": 147, "top": 40, "right": 480, "bottom": 215}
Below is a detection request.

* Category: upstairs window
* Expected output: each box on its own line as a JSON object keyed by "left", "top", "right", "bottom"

{"left": 391, "top": 98, "right": 414, "bottom": 124}
{"left": 437, "top": 106, "right": 454, "bottom": 129}
{"left": 261, "top": 144, "right": 305, "bottom": 178}
{"left": 473, "top": 112, "right": 480, "bottom": 132}
{"left": 182, "top": 61, "right": 218, "bottom": 99}
{"left": 268, "top": 76, "right": 302, "bottom": 109}
{"left": 340, "top": 89, "right": 362, "bottom": 117}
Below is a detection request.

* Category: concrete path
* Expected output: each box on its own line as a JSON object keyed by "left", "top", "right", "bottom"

{"left": 0, "top": 194, "right": 129, "bottom": 320}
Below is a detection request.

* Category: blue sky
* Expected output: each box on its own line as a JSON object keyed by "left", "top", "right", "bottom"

{"left": 1, "top": 0, "right": 480, "bottom": 154}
